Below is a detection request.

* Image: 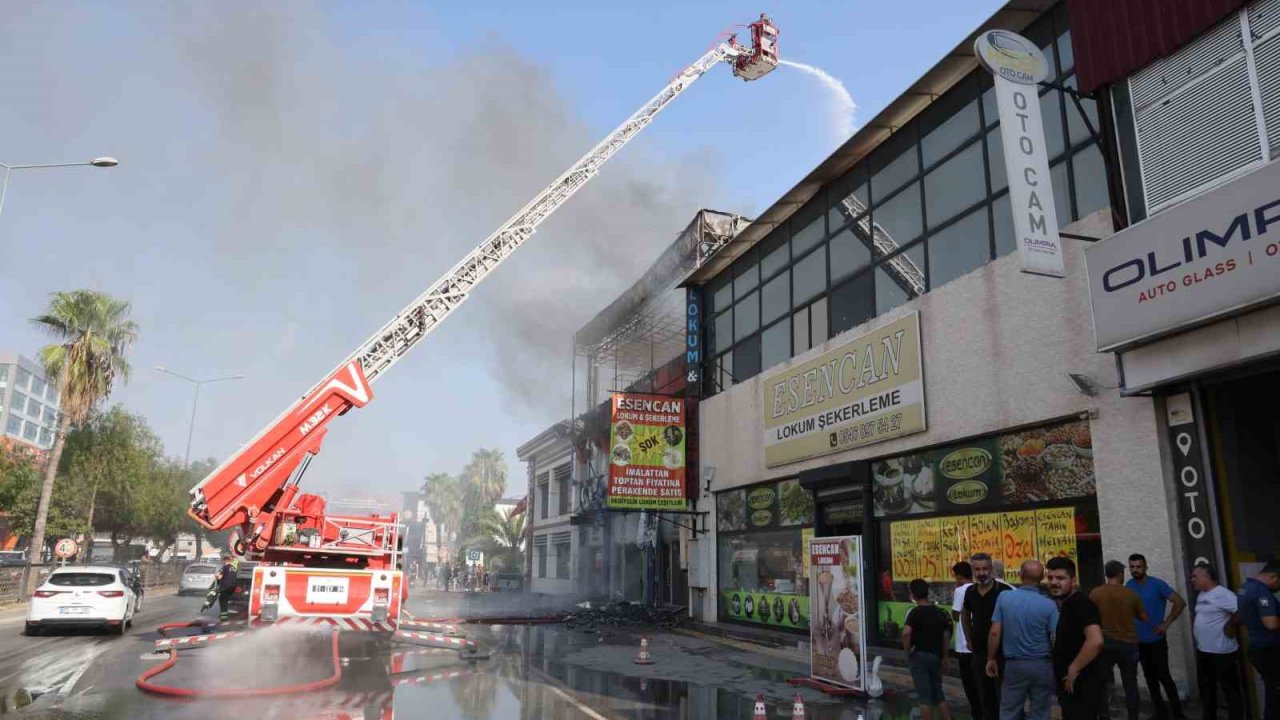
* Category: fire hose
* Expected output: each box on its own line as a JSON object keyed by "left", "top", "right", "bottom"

{"left": 136, "top": 621, "right": 342, "bottom": 698}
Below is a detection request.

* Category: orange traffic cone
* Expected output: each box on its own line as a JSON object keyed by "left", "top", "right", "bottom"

{"left": 752, "top": 693, "right": 768, "bottom": 720}
{"left": 634, "top": 636, "right": 655, "bottom": 665}
{"left": 791, "top": 693, "right": 806, "bottom": 719}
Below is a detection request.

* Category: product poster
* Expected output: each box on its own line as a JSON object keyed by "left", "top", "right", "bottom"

{"left": 873, "top": 419, "right": 1095, "bottom": 518}
{"left": 720, "top": 590, "right": 810, "bottom": 630}
{"left": 607, "top": 393, "right": 687, "bottom": 509}
{"left": 888, "top": 506, "right": 1080, "bottom": 584}
{"left": 809, "top": 536, "right": 866, "bottom": 690}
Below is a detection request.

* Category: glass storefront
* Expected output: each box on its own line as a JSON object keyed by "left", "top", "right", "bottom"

{"left": 716, "top": 478, "right": 815, "bottom": 632}
{"left": 867, "top": 418, "right": 1103, "bottom": 644}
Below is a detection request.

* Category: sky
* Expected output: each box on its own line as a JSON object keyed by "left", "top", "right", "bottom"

{"left": 0, "top": 1, "right": 1004, "bottom": 505}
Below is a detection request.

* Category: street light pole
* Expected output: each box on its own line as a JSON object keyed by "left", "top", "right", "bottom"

{"left": 154, "top": 367, "right": 245, "bottom": 467}
{"left": 0, "top": 157, "right": 119, "bottom": 217}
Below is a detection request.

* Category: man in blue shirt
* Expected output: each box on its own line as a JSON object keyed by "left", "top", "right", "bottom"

{"left": 987, "top": 559, "right": 1058, "bottom": 720}
{"left": 1127, "top": 553, "right": 1187, "bottom": 719}
{"left": 1239, "top": 561, "right": 1280, "bottom": 720}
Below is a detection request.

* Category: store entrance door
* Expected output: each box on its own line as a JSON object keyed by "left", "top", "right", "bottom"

{"left": 1205, "top": 368, "right": 1280, "bottom": 586}
{"left": 1205, "top": 366, "right": 1280, "bottom": 718}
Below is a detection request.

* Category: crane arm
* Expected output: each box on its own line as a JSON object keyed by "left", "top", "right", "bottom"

{"left": 189, "top": 21, "right": 779, "bottom": 539}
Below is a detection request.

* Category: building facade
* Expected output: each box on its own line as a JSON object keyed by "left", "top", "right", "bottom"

{"left": 517, "top": 421, "right": 577, "bottom": 596}
{"left": 683, "top": 0, "right": 1280, "bottom": 710}
{"left": 1079, "top": 2, "right": 1280, "bottom": 714}
{"left": 679, "top": 0, "right": 1222, "bottom": 695}
{"left": 0, "top": 351, "right": 63, "bottom": 452}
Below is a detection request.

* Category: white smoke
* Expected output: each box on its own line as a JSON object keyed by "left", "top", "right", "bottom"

{"left": 779, "top": 59, "right": 857, "bottom": 141}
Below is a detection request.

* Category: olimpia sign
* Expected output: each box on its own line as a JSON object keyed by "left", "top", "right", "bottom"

{"left": 975, "top": 30, "right": 1066, "bottom": 278}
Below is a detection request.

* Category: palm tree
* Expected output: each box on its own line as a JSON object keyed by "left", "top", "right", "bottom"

{"left": 26, "top": 290, "right": 137, "bottom": 593}
{"left": 420, "top": 472, "right": 461, "bottom": 564}
{"left": 472, "top": 507, "right": 525, "bottom": 572}
{"left": 463, "top": 449, "right": 507, "bottom": 506}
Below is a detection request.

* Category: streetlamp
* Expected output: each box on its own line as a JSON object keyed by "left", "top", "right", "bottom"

{"left": 0, "top": 157, "right": 119, "bottom": 217}
{"left": 154, "top": 366, "right": 245, "bottom": 466}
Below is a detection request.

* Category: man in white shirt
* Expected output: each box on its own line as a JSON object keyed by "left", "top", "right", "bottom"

{"left": 1191, "top": 564, "right": 1244, "bottom": 718}
{"left": 951, "top": 561, "right": 982, "bottom": 718}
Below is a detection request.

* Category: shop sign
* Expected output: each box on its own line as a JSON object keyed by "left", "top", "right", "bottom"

{"left": 1165, "top": 393, "right": 1217, "bottom": 568}
{"left": 1086, "top": 159, "right": 1280, "bottom": 351}
{"left": 889, "top": 507, "right": 1079, "bottom": 584}
{"left": 764, "top": 312, "right": 925, "bottom": 467}
{"left": 685, "top": 287, "right": 703, "bottom": 393}
{"left": 717, "top": 479, "right": 815, "bottom": 532}
{"left": 808, "top": 536, "right": 866, "bottom": 690}
{"left": 976, "top": 30, "right": 1065, "bottom": 278}
{"left": 873, "top": 418, "right": 1095, "bottom": 518}
{"left": 607, "top": 393, "right": 687, "bottom": 509}
{"left": 721, "top": 589, "right": 810, "bottom": 630}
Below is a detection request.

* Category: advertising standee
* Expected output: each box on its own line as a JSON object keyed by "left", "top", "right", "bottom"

{"left": 607, "top": 393, "right": 687, "bottom": 510}
{"left": 808, "top": 536, "right": 867, "bottom": 690}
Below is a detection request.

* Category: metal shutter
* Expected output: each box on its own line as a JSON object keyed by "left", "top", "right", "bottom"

{"left": 1252, "top": 0, "right": 1280, "bottom": 156}
{"left": 1131, "top": 12, "right": 1264, "bottom": 210}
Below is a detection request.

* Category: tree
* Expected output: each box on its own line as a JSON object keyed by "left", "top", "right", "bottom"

{"left": 421, "top": 472, "right": 462, "bottom": 562}
{"left": 467, "top": 507, "right": 525, "bottom": 572}
{"left": 26, "top": 290, "right": 137, "bottom": 591}
{"left": 462, "top": 449, "right": 507, "bottom": 507}
{"left": 456, "top": 449, "right": 508, "bottom": 557}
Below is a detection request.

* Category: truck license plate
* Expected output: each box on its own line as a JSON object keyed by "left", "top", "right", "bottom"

{"left": 305, "top": 576, "right": 350, "bottom": 605}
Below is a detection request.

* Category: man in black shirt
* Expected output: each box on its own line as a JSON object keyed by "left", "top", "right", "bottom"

{"left": 214, "top": 555, "right": 238, "bottom": 622}
{"left": 1046, "top": 556, "right": 1104, "bottom": 719}
{"left": 903, "top": 578, "right": 954, "bottom": 720}
{"left": 961, "top": 552, "right": 1010, "bottom": 720}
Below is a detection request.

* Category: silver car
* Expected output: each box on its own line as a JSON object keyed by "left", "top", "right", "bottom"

{"left": 179, "top": 563, "right": 218, "bottom": 596}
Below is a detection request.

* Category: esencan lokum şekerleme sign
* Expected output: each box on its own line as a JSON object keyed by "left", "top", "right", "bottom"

{"left": 607, "top": 393, "right": 687, "bottom": 509}
{"left": 763, "top": 312, "right": 925, "bottom": 467}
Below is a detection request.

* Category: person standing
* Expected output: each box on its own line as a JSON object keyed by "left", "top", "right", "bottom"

{"left": 987, "top": 559, "right": 1058, "bottom": 720}
{"left": 1047, "top": 556, "right": 1104, "bottom": 719}
{"left": 214, "top": 554, "right": 237, "bottom": 621}
{"left": 964, "top": 552, "right": 1012, "bottom": 720}
{"left": 904, "top": 579, "right": 955, "bottom": 720}
{"left": 952, "top": 561, "right": 983, "bottom": 719}
{"left": 1238, "top": 560, "right": 1280, "bottom": 720}
{"left": 1126, "top": 554, "right": 1187, "bottom": 719}
{"left": 1190, "top": 564, "right": 1244, "bottom": 718}
{"left": 1090, "top": 560, "right": 1148, "bottom": 720}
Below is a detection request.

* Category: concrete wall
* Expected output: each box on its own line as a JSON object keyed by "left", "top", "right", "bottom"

{"left": 693, "top": 210, "right": 1193, "bottom": 689}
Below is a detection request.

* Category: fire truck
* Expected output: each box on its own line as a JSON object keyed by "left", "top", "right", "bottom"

{"left": 185, "top": 15, "right": 779, "bottom": 632}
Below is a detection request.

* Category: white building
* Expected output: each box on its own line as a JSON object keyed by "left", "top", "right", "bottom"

{"left": 517, "top": 421, "right": 577, "bottom": 596}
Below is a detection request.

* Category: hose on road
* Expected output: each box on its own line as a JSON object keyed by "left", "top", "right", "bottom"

{"left": 136, "top": 627, "right": 342, "bottom": 698}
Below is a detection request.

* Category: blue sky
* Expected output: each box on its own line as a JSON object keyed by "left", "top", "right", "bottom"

{"left": 0, "top": 1, "right": 1004, "bottom": 505}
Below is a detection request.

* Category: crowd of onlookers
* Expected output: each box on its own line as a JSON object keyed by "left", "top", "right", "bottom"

{"left": 898, "top": 553, "right": 1280, "bottom": 720}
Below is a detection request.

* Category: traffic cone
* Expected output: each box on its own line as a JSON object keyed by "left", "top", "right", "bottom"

{"left": 752, "top": 693, "right": 768, "bottom": 720}
{"left": 791, "top": 693, "right": 806, "bottom": 719}
{"left": 633, "top": 636, "right": 655, "bottom": 665}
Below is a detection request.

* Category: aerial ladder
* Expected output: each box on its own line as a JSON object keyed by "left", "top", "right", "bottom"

{"left": 186, "top": 15, "right": 780, "bottom": 631}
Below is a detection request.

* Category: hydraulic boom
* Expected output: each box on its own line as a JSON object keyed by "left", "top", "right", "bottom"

{"left": 189, "top": 16, "right": 779, "bottom": 559}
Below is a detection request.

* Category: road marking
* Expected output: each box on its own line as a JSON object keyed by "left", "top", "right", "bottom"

{"left": 526, "top": 665, "right": 614, "bottom": 720}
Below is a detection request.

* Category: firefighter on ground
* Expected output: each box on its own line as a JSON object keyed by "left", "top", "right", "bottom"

{"left": 215, "top": 554, "right": 238, "bottom": 620}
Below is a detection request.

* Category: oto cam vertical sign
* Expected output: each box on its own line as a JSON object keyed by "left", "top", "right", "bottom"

{"left": 975, "top": 30, "right": 1065, "bottom": 278}
{"left": 607, "top": 393, "right": 687, "bottom": 509}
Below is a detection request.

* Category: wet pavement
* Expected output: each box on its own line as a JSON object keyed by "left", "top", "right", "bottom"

{"left": 1, "top": 590, "right": 955, "bottom": 719}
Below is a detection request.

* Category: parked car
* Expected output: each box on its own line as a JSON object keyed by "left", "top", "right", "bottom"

{"left": 489, "top": 573, "right": 524, "bottom": 592}
{"left": 179, "top": 562, "right": 219, "bottom": 596}
{"left": 25, "top": 566, "right": 138, "bottom": 635}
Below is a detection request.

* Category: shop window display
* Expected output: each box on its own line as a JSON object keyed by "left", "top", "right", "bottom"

{"left": 869, "top": 418, "right": 1103, "bottom": 645}
{"left": 717, "top": 479, "right": 815, "bottom": 631}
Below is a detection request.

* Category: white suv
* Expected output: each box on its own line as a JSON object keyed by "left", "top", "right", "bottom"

{"left": 25, "top": 566, "right": 137, "bottom": 636}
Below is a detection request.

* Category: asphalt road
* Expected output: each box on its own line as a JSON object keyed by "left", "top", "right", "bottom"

{"left": 0, "top": 588, "right": 210, "bottom": 714}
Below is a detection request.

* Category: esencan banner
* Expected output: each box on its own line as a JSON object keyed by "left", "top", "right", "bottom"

{"left": 809, "top": 535, "right": 866, "bottom": 690}
{"left": 607, "top": 393, "right": 687, "bottom": 509}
